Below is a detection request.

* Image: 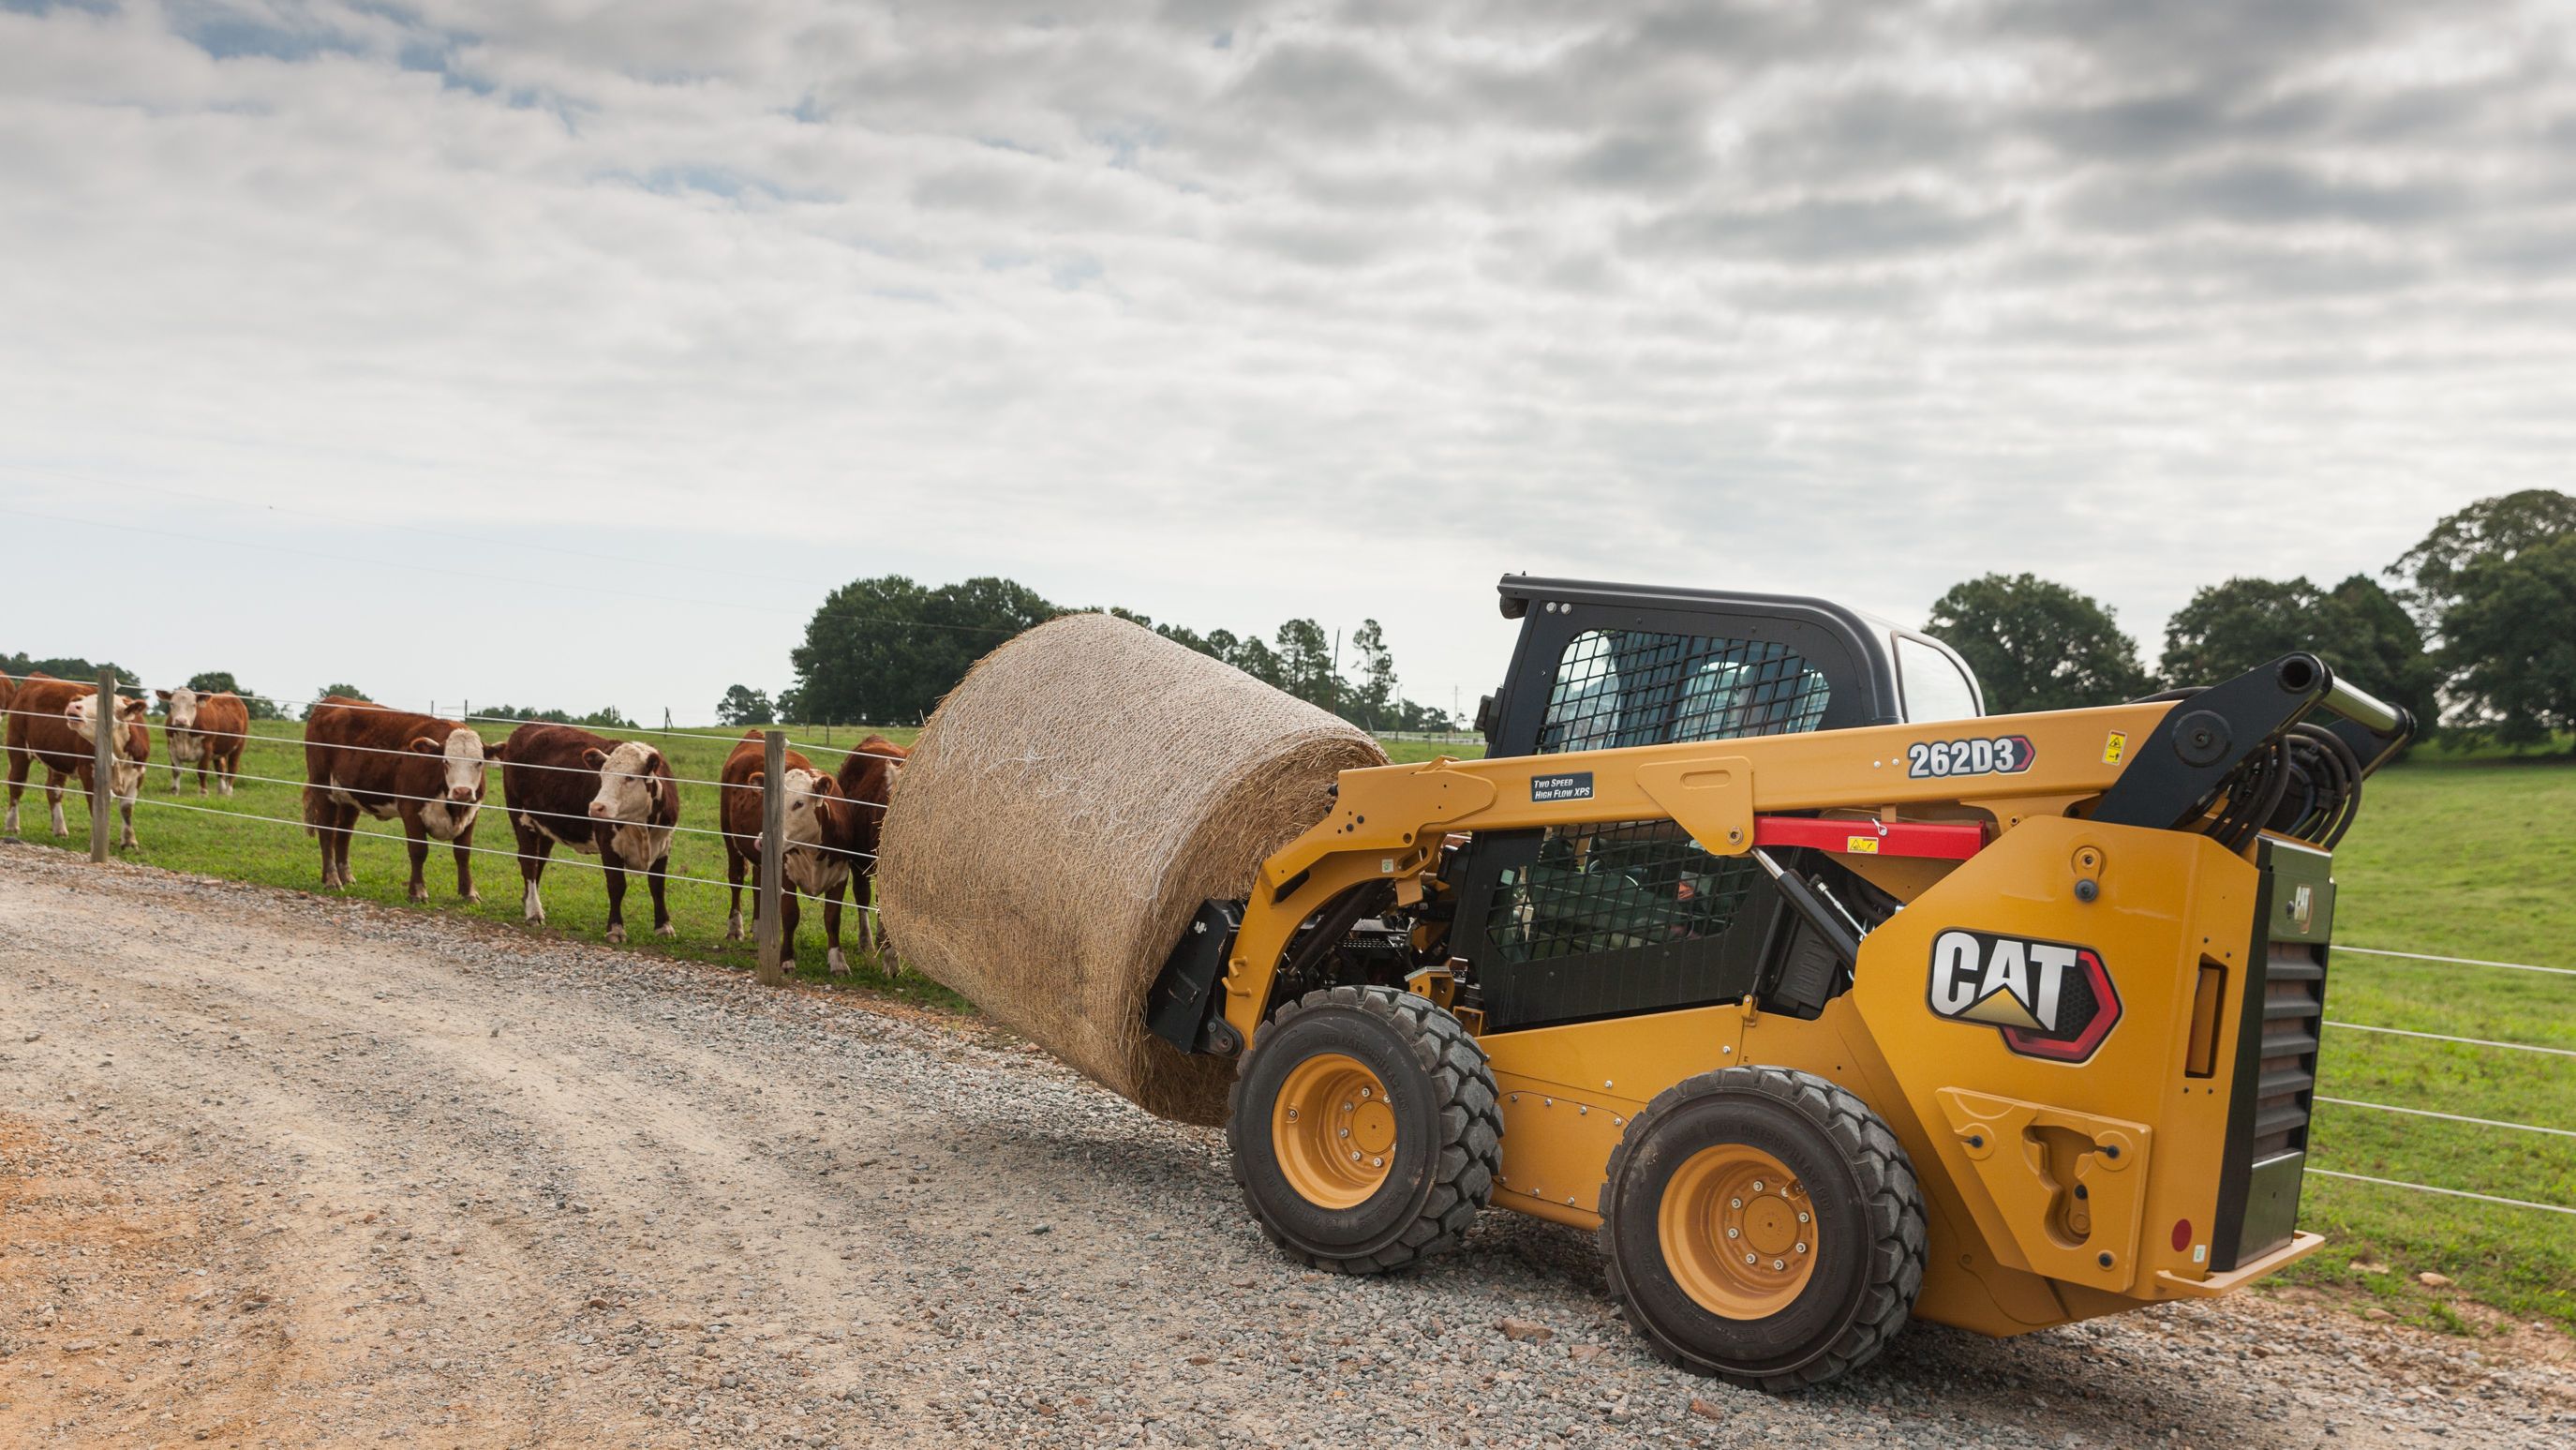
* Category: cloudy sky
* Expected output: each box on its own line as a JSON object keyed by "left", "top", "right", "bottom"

{"left": 5, "top": 0, "right": 2570, "bottom": 723}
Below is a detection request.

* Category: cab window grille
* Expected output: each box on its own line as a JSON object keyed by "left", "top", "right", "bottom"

{"left": 1485, "top": 821, "right": 1764, "bottom": 964}
{"left": 1541, "top": 630, "right": 1829, "bottom": 754}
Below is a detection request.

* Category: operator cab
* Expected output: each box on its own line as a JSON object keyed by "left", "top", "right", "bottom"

{"left": 1473, "top": 576, "right": 1987, "bottom": 751}
{"left": 1445, "top": 576, "right": 1982, "bottom": 1036}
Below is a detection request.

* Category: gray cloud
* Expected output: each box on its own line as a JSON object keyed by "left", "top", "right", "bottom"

{"left": 1629, "top": 193, "right": 2018, "bottom": 262}
{"left": 2, "top": 0, "right": 2572, "bottom": 717}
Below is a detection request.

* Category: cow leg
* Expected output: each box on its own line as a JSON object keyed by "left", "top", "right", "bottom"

{"left": 403, "top": 818, "right": 431, "bottom": 903}
{"left": 824, "top": 875, "right": 848, "bottom": 977}
{"left": 168, "top": 747, "right": 184, "bottom": 793}
{"left": 724, "top": 848, "right": 747, "bottom": 942}
{"left": 329, "top": 803, "right": 357, "bottom": 888}
{"left": 602, "top": 843, "right": 630, "bottom": 945}
{"left": 856, "top": 867, "right": 893, "bottom": 977}
{"left": 46, "top": 770, "right": 69, "bottom": 837}
{"left": 315, "top": 802, "right": 339, "bottom": 888}
{"left": 452, "top": 817, "right": 479, "bottom": 904}
{"left": 648, "top": 853, "right": 675, "bottom": 938}
{"left": 4, "top": 749, "right": 25, "bottom": 836}
{"left": 780, "top": 888, "right": 801, "bottom": 969}
{"left": 329, "top": 804, "right": 357, "bottom": 889}
{"left": 515, "top": 826, "right": 553, "bottom": 925}
{"left": 117, "top": 778, "right": 138, "bottom": 848}
{"left": 217, "top": 745, "right": 238, "bottom": 798}
{"left": 196, "top": 752, "right": 211, "bottom": 798}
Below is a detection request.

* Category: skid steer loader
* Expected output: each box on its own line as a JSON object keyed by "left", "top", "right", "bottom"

{"left": 1143, "top": 575, "right": 2413, "bottom": 1390}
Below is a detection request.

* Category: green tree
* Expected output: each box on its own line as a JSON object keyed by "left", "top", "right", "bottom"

{"left": 2438, "top": 533, "right": 2576, "bottom": 747}
{"left": 716, "top": 685, "right": 775, "bottom": 725}
{"left": 1154, "top": 622, "right": 1214, "bottom": 656}
{"left": 1273, "top": 619, "right": 1336, "bottom": 710}
{"left": 790, "top": 575, "right": 1057, "bottom": 725}
{"left": 1925, "top": 575, "right": 2152, "bottom": 712}
{"left": 306, "top": 683, "right": 367, "bottom": 719}
{"left": 2392, "top": 489, "right": 2576, "bottom": 623}
{"left": 2159, "top": 575, "right": 2435, "bottom": 730}
{"left": 1348, "top": 619, "right": 1397, "bottom": 728}
{"left": 183, "top": 669, "right": 283, "bottom": 720}
{"left": 1226, "top": 635, "right": 1286, "bottom": 688}
{"left": 2, "top": 654, "right": 140, "bottom": 694}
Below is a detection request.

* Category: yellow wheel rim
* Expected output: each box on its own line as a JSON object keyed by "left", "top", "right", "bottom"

{"left": 1272, "top": 1053, "right": 1397, "bottom": 1209}
{"left": 1659, "top": 1144, "right": 1818, "bottom": 1319}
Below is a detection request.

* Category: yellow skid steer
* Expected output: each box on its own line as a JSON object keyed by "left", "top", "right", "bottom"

{"left": 1144, "top": 576, "right": 2413, "bottom": 1389}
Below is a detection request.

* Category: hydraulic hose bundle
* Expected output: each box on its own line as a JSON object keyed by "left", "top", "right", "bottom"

{"left": 2133, "top": 685, "right": 2368, "bottom": 851}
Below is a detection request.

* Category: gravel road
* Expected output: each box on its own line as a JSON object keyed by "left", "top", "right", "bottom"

{"left": 3, "top": 847, "right": 2570, "bottom": 1449}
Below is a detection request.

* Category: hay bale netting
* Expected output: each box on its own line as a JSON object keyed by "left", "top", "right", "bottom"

{"left": 878, "top": 612, "right": 1387, "bottom": 1126}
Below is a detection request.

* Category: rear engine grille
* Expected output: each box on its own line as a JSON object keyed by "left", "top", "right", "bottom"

{"left": 2251, "top": 942, "right": 2325, "bottom": 1159}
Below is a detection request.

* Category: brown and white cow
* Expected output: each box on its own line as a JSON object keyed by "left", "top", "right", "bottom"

{"left": 498, "top": 723, "right": 680, "bottom": 943}
{"left": 4, "top": 677, "right": 151, "bottom": 846}
{"left": 156, "top": 686, "right": 250, "bottom": 797}
{"left": 302, "top": 695, "right": 492, "bottom": 901}
{"left": 837, "top": 734, "right": 906, "bottom": 969}
{"left": 720, "top": 730, "right": 872, "bottom": 975}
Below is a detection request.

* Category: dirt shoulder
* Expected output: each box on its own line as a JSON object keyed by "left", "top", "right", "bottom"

{"left": 3, "top": 848, "right": 2571, "bottom": 1449}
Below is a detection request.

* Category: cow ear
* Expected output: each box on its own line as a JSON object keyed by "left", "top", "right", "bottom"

{"left": 486, "top": 738, "right": 509, "bottom": 761}
{"left": 408, "top": 735, "right": 442, "bottom": 755}
{"left": 156, "top": 689, "right": 172, "bottom": 702}
{"left": 581, "top": 748, "right": 608, "bottom": 770}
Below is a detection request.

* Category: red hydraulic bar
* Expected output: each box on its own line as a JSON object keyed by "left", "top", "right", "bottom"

{"left": 1752, "top": 815, "right": 1987, "bottom": 860}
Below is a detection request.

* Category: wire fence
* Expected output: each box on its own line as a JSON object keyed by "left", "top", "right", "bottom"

{"left": 8, "top": 668, "right": 2569, "bottom": 1220}
{"left": 7, "top": 672, "right": 889, "bottom": 988}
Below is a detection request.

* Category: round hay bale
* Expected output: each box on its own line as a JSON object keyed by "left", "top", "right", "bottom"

{"left": 878, "top": 612, "right": 1387, "bottom": 1126}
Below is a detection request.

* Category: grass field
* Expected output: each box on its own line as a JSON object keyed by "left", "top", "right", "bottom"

{"left": 6, "top": 721, "right": 2568, "bottom": 1331}
{"left": 2287, "top": 755, "right": 2576, "bottom": 1331}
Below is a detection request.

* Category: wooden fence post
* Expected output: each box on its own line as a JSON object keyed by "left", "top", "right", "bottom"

{"left": 89, "top": 668, "right": 114, "bottom": 863}
{"left": 756, "top": 728, "right": 787, "bottom": 985}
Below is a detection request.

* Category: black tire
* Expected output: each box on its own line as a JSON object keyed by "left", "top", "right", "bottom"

{"left": 1227, "top": 986, "right": 1501, "bottom": 1274}
{"left": 1598, "top": 1067, "right": 1925, "bottom": 1392}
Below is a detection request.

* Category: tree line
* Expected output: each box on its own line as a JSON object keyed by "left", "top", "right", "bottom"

{"left": 1928, "top": 489, "right": 2575, "bottom": 745}
{"left": 722, "top": 576, "right": 1457, "bottom": 732}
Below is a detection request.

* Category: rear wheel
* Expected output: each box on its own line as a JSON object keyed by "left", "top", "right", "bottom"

{"left": 1228, "top": 986, "right": 1500, "bottom": 1273}
{"left": 1599, "top": 1067, "right": 1924, "bottom": 1391}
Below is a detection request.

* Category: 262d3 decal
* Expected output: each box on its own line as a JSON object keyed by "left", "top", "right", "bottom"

{"left": 1905, "top": 735, "right": 2034, "bottom": 779}
{"left": 1926, "top": 929, "right": 2122, "bottom": 1063}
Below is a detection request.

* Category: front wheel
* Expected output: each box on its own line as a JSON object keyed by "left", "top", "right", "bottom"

{"left": 1227, "top": 986, "right": 1500, "bottom": 1274}
{"left": 1599, "top": 1067, "right": 1926, "bottom": 1392}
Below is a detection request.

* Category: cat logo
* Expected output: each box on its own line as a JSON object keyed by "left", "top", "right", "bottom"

{"left": 1927, "top": 929, "right": 2122, "bottom": 1064}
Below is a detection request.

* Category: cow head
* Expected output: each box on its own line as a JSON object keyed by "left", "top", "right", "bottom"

{"left": 585, "top": 741, "right": 665, "bottom": 822}
{"left": 66, "top": 695, "right": 151, "bottom": 793}
{"left": 409, "top": 728, "right": 490, "bottom": 803}
{"left": 65, "top": 695, "right": 149, "bottom": 751}
{"left": 156, "top": 686, "right": 201, "bottom": 731}
{"left": 768, "top": 767, "right": 840, "bottom": 852}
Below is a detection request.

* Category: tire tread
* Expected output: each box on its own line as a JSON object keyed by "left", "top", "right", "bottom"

{"left": 1229, "top": 986, "right": 1502, "bottom": 1274}
{"left": 1595, "top": 1066, "right": 1927, "bottom": 1393}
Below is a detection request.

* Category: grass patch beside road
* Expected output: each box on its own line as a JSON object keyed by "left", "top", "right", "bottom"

{"left": 2288, "top": 757, "right": 2576, "bottom": 1333}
